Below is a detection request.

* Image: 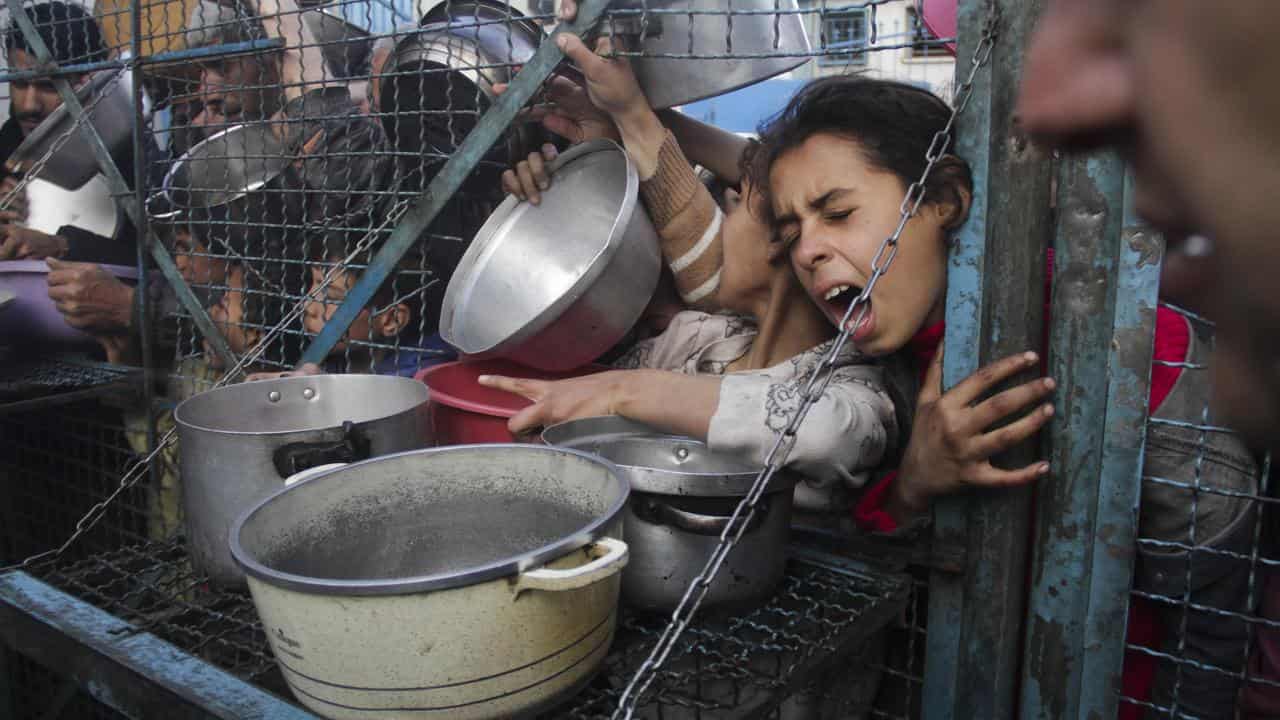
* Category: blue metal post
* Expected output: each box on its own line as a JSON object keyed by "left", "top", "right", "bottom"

{"left": 299, "top": 0, "right": 616, "bottom": 365}
{"left": 3, "top": 0, "right": 239, "bottom": 370}
{"left": 923, "top": 1, "right": 1053, "bottom": 719}
{"left": 0, "top": 571, "right": 316, "bottom": 719}
{"left": 1019, "top": 162, "right": 1161, "bottom": 718}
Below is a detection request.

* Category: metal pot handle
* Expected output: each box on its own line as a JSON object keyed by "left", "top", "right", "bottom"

{"left": 283, "top": 463, "right": 347, "bottom": 487}
{"left": 272, "top": 420, "right": 371, "bottom": 478}
{"left": 638, "top": 496, "right": 768, "bottom": 536}
{"left": 514, "top": 537, "right": 629, "bottom": 593}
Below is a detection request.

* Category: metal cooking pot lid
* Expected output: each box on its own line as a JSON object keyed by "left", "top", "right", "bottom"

{"left": 543, "top": 416, "right": 796, "bottom": 497}
{"left": 440, "top": 139, "right": 636, "bottom": 355}
{"left": 230, "top": 444, "right": 628, "bottom": 595}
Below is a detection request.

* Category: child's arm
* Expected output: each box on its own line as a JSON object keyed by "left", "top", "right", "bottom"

{"left": 658, "top": 109, "right": 750, "bottom": 186}
{"left": 557, "top": 34, "right": 728, "bottom": 311}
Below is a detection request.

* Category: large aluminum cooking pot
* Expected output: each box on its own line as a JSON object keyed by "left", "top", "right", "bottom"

{"left": 174, "top": 375, "right": 430, "bottom": 586}
{"left": 7, "top": 64, "right": 145, "bottom": 190}
{"left": 440, "top": 139, "right": 661, "bottom": 371}
{"left": 606, "top": 0, "right": 811, "bottom": 109}
{"left": 230, "top": 444, "right": 629, "bottom": 720}
{"left": 162, "top": 123, "right": 295, "bottom": 250}
{"left": 379, "top": 0, "right": 543, "bottom": 166}
{"left": 543, "top": 416, "right": 795, "bottom": 612}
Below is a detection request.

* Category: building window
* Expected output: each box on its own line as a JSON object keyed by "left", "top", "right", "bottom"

{"left": 820, "top": 7, "right": 868, "bottom": 65}
{"left": 906, "top": 6, "right": 946, "bottom": 59}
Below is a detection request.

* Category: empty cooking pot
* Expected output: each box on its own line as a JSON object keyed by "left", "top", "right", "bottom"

{"left": 174, "top": 374, "right": 431, "bottom": 586}
{"left": 162, "top": 123, "right": 295, "bottom": 251}
{"left": 230, "top": 444, "right": 629, "bottom": 719}
{"left": 8, "top": 64, "right": 145, "bottom": 190}
{"left": 602, "top": 0, "right": 811, "bottom": 109}
{"left": 543, "top": 416, "right": 795, "bottom": 612}
{"left": 440, "top": 139, "right": 661, "bottom": 371}
{"left": 379, "top": 0, "right": 544, "bottom": 171}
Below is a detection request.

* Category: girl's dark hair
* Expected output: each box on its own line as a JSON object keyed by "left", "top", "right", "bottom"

{"left": 748, "top": 76, "right": 971, "bottom": 217}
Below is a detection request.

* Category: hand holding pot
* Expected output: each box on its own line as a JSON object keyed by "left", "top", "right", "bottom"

{"left": 496, "top": 74, "right": 621, "bottom": 146}
{"left": 45, "top": 258, "right": 134, "bottom": 334}
{"left": 501, "top": 144, "right": 559, "bottom": 205}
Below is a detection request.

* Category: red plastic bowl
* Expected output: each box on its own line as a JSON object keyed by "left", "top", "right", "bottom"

{"left": 921, "top": 0, "right": 957, "bottom": 55}
{"left": 415, "top": 358, "right": 608, "bottom": 445}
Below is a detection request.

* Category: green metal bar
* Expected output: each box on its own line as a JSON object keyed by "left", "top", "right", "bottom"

{"left": 923, "top": 1, "right": 1052, "bottom": 719}
{"left": 299, "top": 0, "right": 616, "bottom": 365}
{"left": 3, "top": 0, "right": 239, "bottom": 370}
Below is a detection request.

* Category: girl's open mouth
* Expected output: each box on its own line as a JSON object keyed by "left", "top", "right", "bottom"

{"left": 822, "top": 283, "right": 875, "bottom": 343}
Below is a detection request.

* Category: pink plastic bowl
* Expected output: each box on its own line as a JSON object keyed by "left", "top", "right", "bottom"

{"left": 415, "top": 358, "right": 608, "bottom": 445}
{"left": 0, "top": 260, "right": 140, "bottom": 347}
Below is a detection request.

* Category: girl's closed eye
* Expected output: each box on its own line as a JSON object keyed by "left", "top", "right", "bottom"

{"left": 824, "top": 208, "right": 855, "bottom": 221}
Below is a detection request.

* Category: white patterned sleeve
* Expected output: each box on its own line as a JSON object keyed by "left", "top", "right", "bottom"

{"left": 706, "top": 364, "right": 897, "bottom": 487}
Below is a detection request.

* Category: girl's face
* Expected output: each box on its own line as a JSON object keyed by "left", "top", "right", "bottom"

{"left": 718, "top": 179, "right": 783, "bottom": 311}
{"left": 771, "top": 132, "right": 955, "bottom": 356}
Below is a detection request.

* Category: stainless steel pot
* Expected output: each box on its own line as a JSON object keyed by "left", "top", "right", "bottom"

{"left": 7, "top": 64, "right": 145, "bottom": 190}
{"left": 441, "top": 139, "right": 661, "bottom": 371}
{"left": 606, "top": 0, "right": 811, "bottom": 109}
{"left": 230, "top": 444, "right": 629, "bottom": 719}
{"left": 174, "top": 375, "right": 431, "bottom": 586}
{"left": 162, "top": 123, "right": 295, "bottom": 250}
{"left": 543, "top": 416, "right": 795, "bottom": 612}
{"left": 379, "top": 0, "right": 544, "bottom": 165}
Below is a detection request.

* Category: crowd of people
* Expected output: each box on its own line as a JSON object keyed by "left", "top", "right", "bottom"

{"left": 3, "top": 0, "right": 1279, "bottom": 716}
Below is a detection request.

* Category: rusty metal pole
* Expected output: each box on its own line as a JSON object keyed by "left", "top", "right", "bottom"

{"left": 922, "top": 1, "right": 1053, "bottom": 718}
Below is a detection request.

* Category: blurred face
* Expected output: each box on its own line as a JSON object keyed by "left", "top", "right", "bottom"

{"left": 303, "top": 264, "right": 375, "bottom": 356}
{"left": 8, "top": 49, "right": 87, "bottom": 136}
{"left": 172, "top": 229, "right": 231, "bottom": 287}
{"left": 205, "top": 265, "right": 261, "bottom": 368}
{"left": 1019, "top": 0, "right": 1280, "bottom": 447}
{"left": 772, "top": 133, "right": 953, "bottom": 357}
{"left": 716, "top": 179, "right": 781, "bottom": 312}
{"left": 193, "top": 55, "right": 273, "bottom": 130}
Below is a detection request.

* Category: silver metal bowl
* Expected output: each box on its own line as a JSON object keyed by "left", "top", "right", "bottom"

{"left": 440, "top": 139, "right": 661, "bottom": 371}
{"left": 612, "top": 0, "right": 812, "bottom": 109}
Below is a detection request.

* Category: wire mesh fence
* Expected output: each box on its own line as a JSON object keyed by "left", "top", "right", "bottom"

{"left": 1117, "top": 301, "right": 1279, "bottom": 720}
{"left": 0, "top": 0, "right": 952, "bottom": 718}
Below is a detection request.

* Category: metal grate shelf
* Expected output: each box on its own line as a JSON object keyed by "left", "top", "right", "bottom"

{"left": 0, "top": 353, "right": 142, "bottom": 415}
{"left": 26, "top": 540, "right": 910, "bottom": 718}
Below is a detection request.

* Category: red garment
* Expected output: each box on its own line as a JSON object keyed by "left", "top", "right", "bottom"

{"left": 851, "top": 303, "right": 1191, "bottom": 717}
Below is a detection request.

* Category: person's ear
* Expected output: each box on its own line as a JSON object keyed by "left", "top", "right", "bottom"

{"left": 372, "top": 303, "right": 411, "bottom": 339}
{"left": 931, "top": 155, "right": 973, "bottom": 230}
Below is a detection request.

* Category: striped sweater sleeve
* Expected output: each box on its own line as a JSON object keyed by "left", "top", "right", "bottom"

{"left": 638, "top": 130, "right": 725, "bottom": 311}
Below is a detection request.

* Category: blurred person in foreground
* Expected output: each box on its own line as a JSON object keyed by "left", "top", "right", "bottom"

{"left": 1017, "top": 1, "right": 1280, "bottom": 715}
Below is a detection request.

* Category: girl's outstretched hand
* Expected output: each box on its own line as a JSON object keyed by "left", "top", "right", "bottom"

{"left": 478, "top": 371, "right": 628, "bottom": 434}
{"left": 889, "top": 349, "right": 1056, "bottom": 520}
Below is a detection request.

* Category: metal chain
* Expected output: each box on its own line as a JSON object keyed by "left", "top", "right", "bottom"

{"left": 612, "top": 5, "right": 1000, "bottom": 716}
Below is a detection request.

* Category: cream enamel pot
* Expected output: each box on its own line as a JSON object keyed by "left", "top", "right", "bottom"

{"left": 230, "top": 444, "right": 629, "bottom": 720}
